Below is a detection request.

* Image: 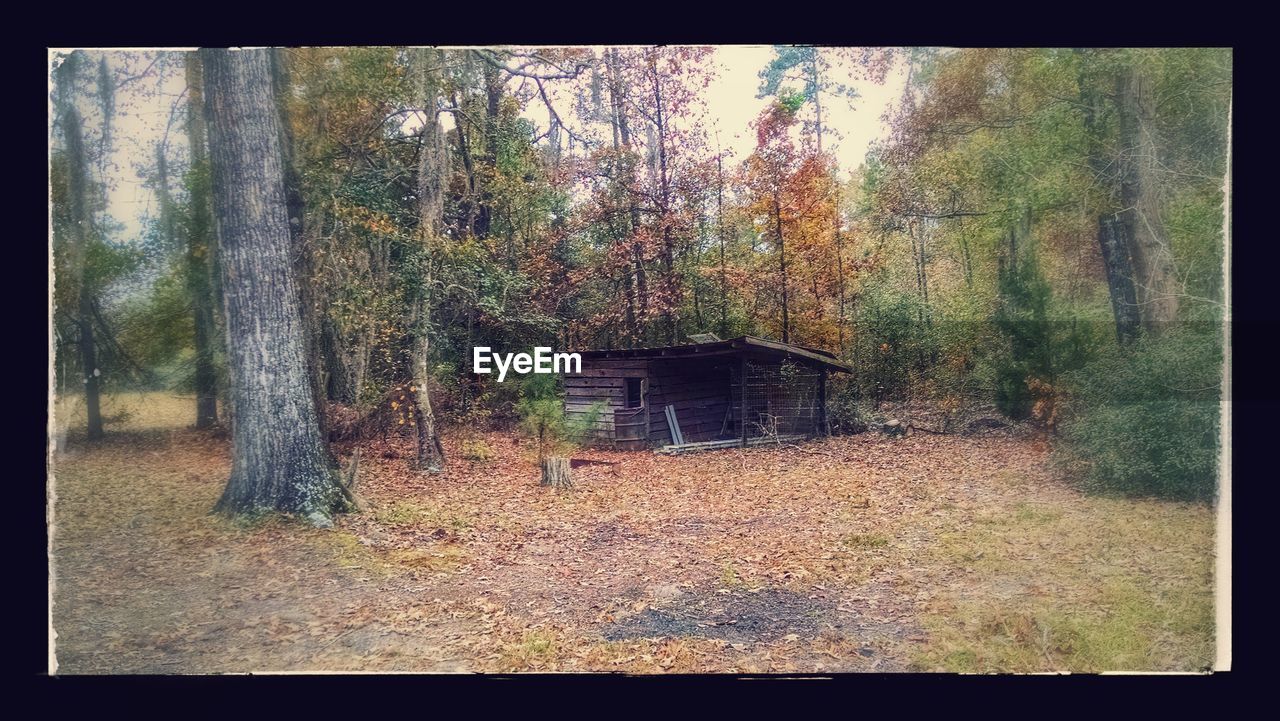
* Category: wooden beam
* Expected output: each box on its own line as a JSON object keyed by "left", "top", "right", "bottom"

{"left": 664, "top": 404, "right": 685, "bottom": 446}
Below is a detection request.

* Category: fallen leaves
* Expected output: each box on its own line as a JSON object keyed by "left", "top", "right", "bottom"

{"left": 50, "top": 392, "right": 1215, "bottom": 674}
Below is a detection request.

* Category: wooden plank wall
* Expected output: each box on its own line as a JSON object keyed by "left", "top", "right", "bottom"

{"left": 563, "top": 358, "right": 649, "bottom": 442}
{"left": 565, "top": 354, "right": 828, "bottom": 448}
{"left": 646, "top": 359, "right": 735, "bottom": 445}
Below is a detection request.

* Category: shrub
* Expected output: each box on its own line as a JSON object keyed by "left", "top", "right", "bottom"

{"left": 515, "top": 373, "right": 604, "bottom": 461}
{"left": 992, "top": 247, "right": 1092, "bottom": 426}
{"left": 825, "top": 373, "right": 871, "bottom": 435}
{"left": 460, "top": 438, "right": 495, "bottom": 462}
{"left": 1056, "top": 328, "right": 1222, "bottom": 501}
{"left": 852, "top": 282, "right": 938, "bottom": 405}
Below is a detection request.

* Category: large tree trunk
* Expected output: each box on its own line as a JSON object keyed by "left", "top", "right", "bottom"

{"left": 832, "top": 179, "right": 847, "bottom": 354}
{"left": 184, "top": 55, "right": 220, "bottom": 428}
{"left": 1098, "top": 216, "right": 1141, "bottom": 346}
{"left": 412, "top": 48, "right": 448, "bottom": 474}
{"left": 269, "top": 49, "right": 330, "bottom": 444}
{"left": 472, "top": 54, "right": 502, "bottom": 240}
{"left": 1117, "top": 66, "right": 1178, "bottom": 337}
{"left": 55, "top": 53, "right": 103, "bottom": 441}
{"left": 1078, "top": 49, "right": 1139, "bottom": 347}
{"left": 606, "top": 51, "right": 639, "bottom": 346}
{"left": 202, "top": 48, "right": 352, "bottom": 523}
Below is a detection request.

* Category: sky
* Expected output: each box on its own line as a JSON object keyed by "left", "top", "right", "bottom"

{"left": 705, "top": 46, "right": 907, "bottom": 173}
{"left": 59, "top": 47, "right": 908, "bottom": 243}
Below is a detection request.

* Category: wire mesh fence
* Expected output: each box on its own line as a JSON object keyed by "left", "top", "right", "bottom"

{"left": 738, "top": 359, "right": 822, "bottom": 440}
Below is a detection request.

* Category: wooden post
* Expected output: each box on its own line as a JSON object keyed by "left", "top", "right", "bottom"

{"left": 818, "top": 369, "right": 828, "bottom": 437}
{"left": 739, "top": 356, "right": 748, "bottom": 448}
{"left": 642, "top": 376, "right": 651, "bottom": 448}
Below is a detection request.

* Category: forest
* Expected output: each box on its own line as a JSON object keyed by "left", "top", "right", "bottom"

{"left": 49, "top": 46, "right": 1230, "bottom": 674}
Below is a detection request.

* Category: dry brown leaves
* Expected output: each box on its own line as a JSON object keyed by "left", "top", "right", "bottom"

{"left": 49, "top": 393, "right": 1214, "bottom": 674}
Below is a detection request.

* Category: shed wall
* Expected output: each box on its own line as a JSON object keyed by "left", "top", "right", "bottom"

{"left": 645, "top": 359, "right": 735, "bottom": 445}
{"left": 563, "top": 358, "right": 647, "bottom": 442}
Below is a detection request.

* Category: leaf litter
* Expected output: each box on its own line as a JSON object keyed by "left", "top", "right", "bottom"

{"left": 50, "top": 393, "right": 1214, "bottom": 673}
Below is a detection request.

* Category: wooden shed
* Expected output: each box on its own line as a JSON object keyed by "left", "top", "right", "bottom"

{"left": 563, "top": 335, "right": 853, "bottom": 451}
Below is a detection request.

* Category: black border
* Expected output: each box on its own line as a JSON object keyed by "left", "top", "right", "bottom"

{"left": 23, "top": 14, "right": 1262, "bottom": 704}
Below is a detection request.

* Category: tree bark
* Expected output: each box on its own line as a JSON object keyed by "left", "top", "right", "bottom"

{"left": 832, "top": 178, "right": 847, "bottom": 354}
{"left": 540, "top": 456, "right": 573, "bottom": 489}
{"left": 1098, "top": 215, "right": 1141, "bottom": 345}
{"left": 609, "top": 49, "right": 649, "bottom": 341}
{"left": 716, "top": 140, "right": 729, "bottom": 337}
{"left": 269, "top": 49, "right": 331, "bottom": 444}
{"left": 184, "top": 54, "right": 220, "bottom": 429}
{"left": 647, "top": 49, "right": 679, "bottom": 344}
{"left": 774, "top": 192, "right": 790, "bottom": 343}
{"left": 1117, "top": 66, "right": 1178, "bottom": 337}
{"left": 473, "top": 54, "right": 501, "bottom": 240}
{"left": 55, "top": 52, "right": 103, "bottom": 441}
{"left": 202, "top": 48, "right": 352, "bottom": 522}
{"left": 412, "top": 48, "right": 448, "bottom": 474}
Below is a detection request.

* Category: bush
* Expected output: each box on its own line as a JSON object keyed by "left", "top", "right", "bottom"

{"left": 460, "top": 438, "right": 495, "bottom": 462}
{"left": 825, "top": 373, "right": 871, "bottom": 435}
{"left": 992, "top": 248, "right": 1092, "bottom": 426}
{"left": 852, "top": 283, "right": 938, "bottom": 405}
{"left": 1056, "top": 328, "right": 1222, "bottom": 501}
{"left": 515, "top": 373, "right": 604, "bottom": 461}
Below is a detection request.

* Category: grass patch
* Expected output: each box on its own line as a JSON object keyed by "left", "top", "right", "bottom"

{"left": 372, "top": 501, "right": 426, "bottom": 528}
{"left": 720, "top": 562, "right": 742, "bottom": 587}
{"left": 372, "top": 500, "right": 473, "bottom": 533}
{"left": 322, "top": 530, "right": 386, "bottom": 574}
{"left": 917, "top": 495, "right": 1215, "bottom": 672}
{"left": 1013, "top": 502, "right": 1063, "bottom": 525}
{"left": 842, "top": 533, "right": 889, "bottom": 549}
{"left": 569, "top": 637, "right": 709, "bottom": 673}
{"left": 382, "top": 545, "right": 468, "bottom": 573}
{"left": 499, "top": 629, "right": 561, "bottom": 671}
{"left": 915, "top": 577, "right": 1213, "bottom": 672}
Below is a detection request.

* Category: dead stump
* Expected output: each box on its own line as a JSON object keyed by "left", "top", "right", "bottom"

{"left": 540, "top": 456, "right": 574, "bottom": 489}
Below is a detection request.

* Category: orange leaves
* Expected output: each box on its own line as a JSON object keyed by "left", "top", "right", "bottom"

{"left": 333, "top": 201, "right": 402, "bottom": 238}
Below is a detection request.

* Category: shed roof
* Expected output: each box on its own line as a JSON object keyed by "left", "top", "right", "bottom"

{"left": 572, "top": 335, "right": 853, "bottom": 373}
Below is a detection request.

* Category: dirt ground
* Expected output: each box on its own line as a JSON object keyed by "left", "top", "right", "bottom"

{"left": 49, "top": 393, "right": 1216, "bottom": 674}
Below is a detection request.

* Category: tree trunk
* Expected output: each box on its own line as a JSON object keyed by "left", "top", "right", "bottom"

{"left": 832, "top": 179, "right": 847, "bottom": 354}
{"left": 184, "top": 54, "right": 220, "bottom": 429}
{"left": 473, "top": 55, "right": 501, "bottom": 240}
{"left": 1117, "top": 66, "right": 1178, "bottom": 337}
{"left": 774, "top": 192, "right": 790, "bottom": 343}
{"left": 809, "top": 51, "right": 825, "bottom": 154}
{"left": 648, "top": 49, "right": 679, "bottom": 344}
{"left": 540, "top": 456, "right": 573, "bottom": 489}
{"left": 1098, "top": 216, "right": 1141, "bottom": 346}
{"left": 269, "top": 49, "right": 331, "bottom": 444}
{"left": 716, "top": 142, "right": 729, "bottom": 337}
{"left": 609, "top": 49, "right": 649, "bottom": 341}
{"left": 606, "top": 52, "right": 639, "bottom": 346}
{"left": 55, "top": 53, "right": 103, "bottom": 441}
{"left": 412, "top": 48, "right": 448, "bottom": 474}
{"left": 202, "top": 48, "right": 352, "bottom": 523}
